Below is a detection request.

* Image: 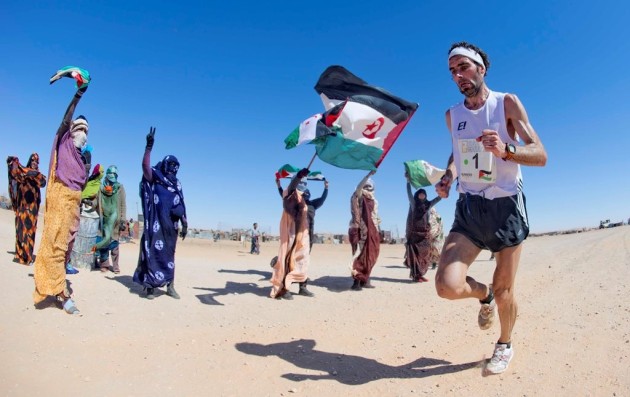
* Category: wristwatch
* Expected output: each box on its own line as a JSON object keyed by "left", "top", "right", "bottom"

{"left": 503, "top": 143, "right": 516, "bottom": 161}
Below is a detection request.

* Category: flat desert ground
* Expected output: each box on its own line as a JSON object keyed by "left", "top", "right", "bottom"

{"left": 0, "top": 208, "right": 628, "bottom": 397}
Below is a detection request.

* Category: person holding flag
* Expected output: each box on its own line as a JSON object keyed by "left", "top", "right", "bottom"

{"left": 349, "top": 171, "right": 380, "bottom": 291}
{"left": 275, "top": 168, "right": 329, "bottom": 251}
{"left": 435, "top": 42, "right": 547, "bottom": 374}
{"left": 33, "top": 66, "right": 91, "bottom": 315}
{"left": 282, "top": 65, "right": 418, "bottom": 292}
{"left": 270, "top": 168, "right": 314, "bottom": 300}
{"left": 403, "top": 175, "right": 442, "bottom": 283}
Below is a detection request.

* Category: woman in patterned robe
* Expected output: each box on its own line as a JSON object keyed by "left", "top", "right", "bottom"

{"left": 269, "top": 168, "right": 312, "bottom": 299}
{"left": 133, "top": 127, "right": 187, "bottom": 300}
{"left": 7, "top": 154, "right": 47, "bottom": 265}
{"left": 349, "top": 171, "right": 380, "bottom": 291}
{"left": 404, "top": 182, "right": 443, "bottom": 282}
{"left": 33, "top": 85, "right": 88, "bottom": 315}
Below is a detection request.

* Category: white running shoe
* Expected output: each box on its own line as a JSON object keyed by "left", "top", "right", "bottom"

{"left": 485, "top": 343, "right": 514, "bottom": 374}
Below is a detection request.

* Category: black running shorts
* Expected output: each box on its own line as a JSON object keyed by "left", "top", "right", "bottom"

{"left": 450, "top": 192, "right": 529, "bottom": 252}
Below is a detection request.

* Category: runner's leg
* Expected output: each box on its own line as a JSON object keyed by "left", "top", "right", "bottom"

{"left": 493, "top": 244, "right": 522, "bottom": 343}
{"left": 435, "top": 232, "right": 487, "bottom": 301}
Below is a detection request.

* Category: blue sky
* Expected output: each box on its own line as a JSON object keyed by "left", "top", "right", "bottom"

{"left": 1, "top": 0, "right": 629, "bottom": 235}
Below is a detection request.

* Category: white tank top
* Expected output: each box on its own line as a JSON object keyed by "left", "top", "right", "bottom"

{"left": 449, "top": 90, "right": 522, "bottom": 199}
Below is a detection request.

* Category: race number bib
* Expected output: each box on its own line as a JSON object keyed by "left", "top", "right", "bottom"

{"left": 458, "top": 139, "right": 496, "bottom": 184}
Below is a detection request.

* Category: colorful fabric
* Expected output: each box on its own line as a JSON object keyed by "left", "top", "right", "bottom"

{"left": 404, "top": 160, "right": 446, "bottom": 188}
{"left": 270, "top": 176, "right": 310, "bottom": 298}
{"left": 7, "top": 154, "right": 47, "bottom": 264}
{"left": 81, "top": 164, "right": 104, "bottom": 199}
{"left": 349, "top": 174, "right": 381, "bottom": 282}
{"left": 71, "top": 117, "right": 89, "bottom": 134}
{"left": 49, "top": 66, "right": 91, "bottom": 89}
{"left": 133, "top": 156, "right": 186, "bottom": 288}
{"left": 33, "top": 157, "right": 80, "bottom": 304}
{"left": 275, "top": 164, "right": 325, "bottom": 181}
{"left": 34, "top": 76, "right": 89, "bottom": 303}
{"left": 276, "top": 182, "right": 328, "bottom": 252}
{"left": 97, "top": 239, "right": 120, "bottom": 272}
{"left": 284, "top": 114, "right": 324, "bottom": 149}
{"left": 95, "top": 184, "right": 120, "bottom": 250}
{"left": 105, "top": 165, "right": 118, "bottom": 184}
{"left": 96, "top": 182, "right": 126, "bottom": 247}
{"left": 349, "top": 191, "right": 380, "bottom": 282}
{"left": 285, "top": 66, "right": 419, "bottom": 170}
{"left": 405, "top": 207, "right": 444, "bottom": 279}
{"left": 429, "top": 208, "right": 444, "bottom": 262}
{"left": 49, "top": 93, "right": 89, "bottom": 191}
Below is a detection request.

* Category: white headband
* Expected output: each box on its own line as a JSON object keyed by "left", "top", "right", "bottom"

{"left": 448, "top": 47, "right": 485, "bottom": 67}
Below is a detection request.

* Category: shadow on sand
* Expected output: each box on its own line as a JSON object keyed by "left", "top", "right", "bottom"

{"left": 105, "top": 275, "right": 145, "bottom": 296}
{"left": 236, "top": 339, "right": 481, "bottom": 385}
{"left": 383, "top": 264, "right": 407, "bottom": 269}
{"left": 308, "top": 276, "right": 352, "bottom": 293}
{"left": 369, "top": 275, "right": 415, "bottom": 285}
{"left": 218, "top": 268, "right": 271, "bottom": 281}
{"left": 309, "top": 274, "right": 413, "bottom": 292}
{"left": 193, "top": 281, "right": 269, "bottom": 306}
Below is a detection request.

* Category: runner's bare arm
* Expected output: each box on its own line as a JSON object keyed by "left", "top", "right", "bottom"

{"left": 503, "top": 94, "right": 547, "bottom": 166}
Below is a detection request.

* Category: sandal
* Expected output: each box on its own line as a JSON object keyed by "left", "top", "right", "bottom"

{"left": 63, "top": 299, "right": 81, "bottom": 315}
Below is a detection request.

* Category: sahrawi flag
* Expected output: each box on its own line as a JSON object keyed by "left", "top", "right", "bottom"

{"left": 404, "top": 160, "right": 446, "bottom": 188}
{"left": 284, "top": 65, "right": 419, "bottom": 170}
{"left": 275, "top": 164, "right": 325, "bottom": 180}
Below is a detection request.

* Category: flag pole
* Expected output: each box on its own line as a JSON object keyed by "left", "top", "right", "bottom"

{"left": 306, "top": 152, "right": 317, "bottom": 169}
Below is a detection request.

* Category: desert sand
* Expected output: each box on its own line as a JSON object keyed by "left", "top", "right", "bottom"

{"left": 0, "top": 207, "right": 628, "bottom": 397}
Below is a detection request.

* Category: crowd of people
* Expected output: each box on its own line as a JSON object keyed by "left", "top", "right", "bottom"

{"left": 6, "top": 41, "right": 547, "bottom": 375}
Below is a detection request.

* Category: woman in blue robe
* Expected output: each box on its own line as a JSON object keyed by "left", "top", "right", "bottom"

{"left": 133, "top": 127, "right": 188, "bottom": 300}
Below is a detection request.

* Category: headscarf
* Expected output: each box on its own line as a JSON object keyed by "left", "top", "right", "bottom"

{"left": 156, "top": 155, "right": 180, "bottom": 184}
{"left": 71, "top": 116, "right": 89, "bottom": 149}
{"left": 105, "top": 165, "right": 118, "bottom": 184}
{"left": 363, "top": 178, "right": 375, "bottom": 192}
{"left": 81, "top": 164, "right": 104, "bottom": 199}
{"left": 6, "top": 154, "right": 45, "bottom": 208}
{"left": 101, "top": 165, "right": 120, "bottom": 196}
{"left": 297, "top": 179, "right": 307, "bottom": 193}
{"left": 82, "top": 144, "right": 93, "bottom": 174}
{"left": 413, "top": 188, "right": 430, "bottom": 215}
{"left": 415, "top": 189, "right": 427, "bottom": 202}
{"left": 26, "top": 153, "right": 39, "bottom": 170}
{"left": 71, "top": 116, "right": 89, "bottom": 134}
